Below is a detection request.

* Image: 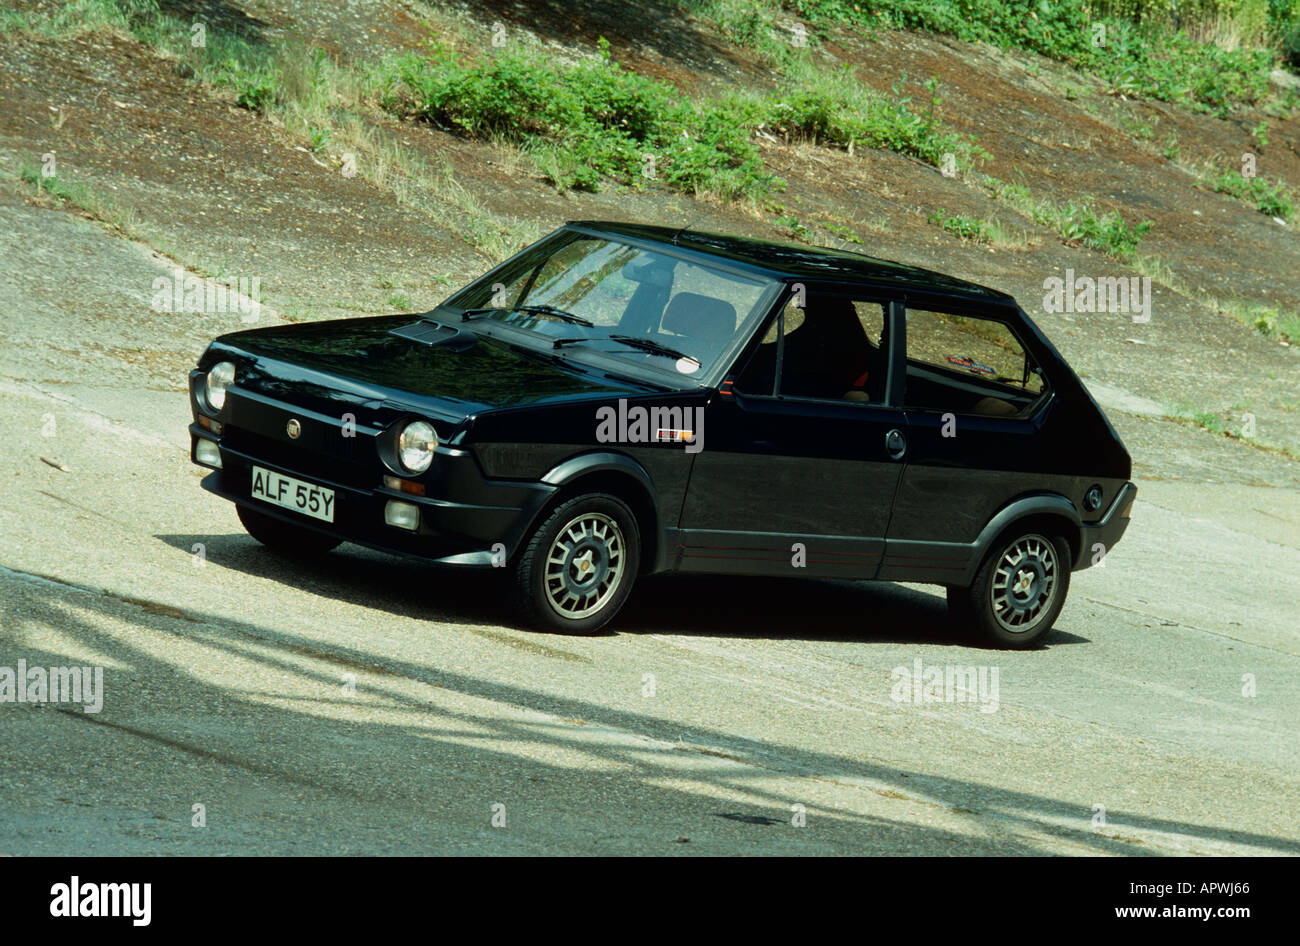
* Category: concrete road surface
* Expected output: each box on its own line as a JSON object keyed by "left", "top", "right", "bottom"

{"left": 1, "top": 192, "right": 1297, "bottom": 855}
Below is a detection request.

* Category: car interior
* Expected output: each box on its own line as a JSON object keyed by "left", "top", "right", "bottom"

{"left": 735, "top": 293, "right": 885, "bottom": 401}
{"left": 654, "top": 291, "right": 738, "bottom": 363}
{"left": 902, "top": 308, "right": 1044, "bottom": 417}
{"left": 903, "top": 367, "right": 1027, "bottom": 416}
{"left": 733, "top": 293, "right": 1038, "bottom": 416}
{"left": 610, "top": 258, "right": 745, "bottom": 368}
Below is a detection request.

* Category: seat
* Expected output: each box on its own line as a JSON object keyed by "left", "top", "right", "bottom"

{"left": 780, "top": 296, "right": 875, "bottom": 400}
{"left": 660, "top": 292, "right": 736, "bottom": 344}
{"left": 650, "top": 292, "right": 737, "bottom": 366}
{"left": 971, "top": 396, "right": 1018, "bottom": 416}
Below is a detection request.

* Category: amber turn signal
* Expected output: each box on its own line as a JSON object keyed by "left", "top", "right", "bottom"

{"left": 383, "top": 475, "right": 426, "bottom": 497}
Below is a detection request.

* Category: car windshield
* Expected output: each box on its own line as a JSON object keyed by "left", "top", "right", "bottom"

{"left": 442, "top": 232, "right": 777, "bottom": 381}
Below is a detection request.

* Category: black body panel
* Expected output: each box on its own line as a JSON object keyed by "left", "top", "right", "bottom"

{"left": 188, "top": 221, "right": 1135, "bottom": 597}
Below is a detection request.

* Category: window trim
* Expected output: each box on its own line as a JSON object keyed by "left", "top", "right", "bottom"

{"left": 729, "top": 283, "right": 904, "bottom": 409}
{"left": 440, "top": 229, "right": 783, "bottom": 389}
{"left": 899, "top": 298, "right": 1053, "bottom": 419}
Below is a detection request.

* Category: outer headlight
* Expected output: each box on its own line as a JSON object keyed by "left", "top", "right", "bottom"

{"left": 397, "top": 420, "right": 437, "bottom": 474}
{"left": 205, "top": 361, "right": 236, "bottom": 412}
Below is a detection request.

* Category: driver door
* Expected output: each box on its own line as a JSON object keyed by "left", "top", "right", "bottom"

{"left": 674, "top": 287, "right": 908, "bottom": 578}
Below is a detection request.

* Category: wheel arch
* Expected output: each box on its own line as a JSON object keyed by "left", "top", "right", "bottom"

{"left": 532, "top": 451, "right": 662, "bottom": 573}
{"left": 969, "top": 493, "right": 1081, "bottom": 582}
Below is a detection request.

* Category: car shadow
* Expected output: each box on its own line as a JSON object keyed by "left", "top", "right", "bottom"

{"left": 154, "top": 533, "right": 1088, "bottom": 647}
{"left": 621, "top": 572, "right": 1088, "bottom": 647}
{"left": 155, "top": 532, "right": 507, "bottom": 628}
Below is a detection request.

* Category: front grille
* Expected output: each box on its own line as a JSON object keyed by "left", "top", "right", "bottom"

{"left": 222, "top": 426, "right": 374, "bottom": 489}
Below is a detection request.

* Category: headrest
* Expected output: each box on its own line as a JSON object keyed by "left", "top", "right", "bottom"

{"left": 660, "top": 292, "right": 737, "bottom": 340}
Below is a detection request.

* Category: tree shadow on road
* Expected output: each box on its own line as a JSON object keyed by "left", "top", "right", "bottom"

{"left": 0, "top": 563, "right": 1274, "bottom": 856}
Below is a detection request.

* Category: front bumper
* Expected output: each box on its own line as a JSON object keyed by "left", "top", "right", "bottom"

{"left": 190, "top": 425, "right": 555, "bottom": 567}
{"left": 1076, "top": 481, "right": 1136, "bottom": 569}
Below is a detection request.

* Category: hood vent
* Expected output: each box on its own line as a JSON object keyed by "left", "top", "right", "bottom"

{"left": 388, "top": 319, "right": 478, "bottom": 352}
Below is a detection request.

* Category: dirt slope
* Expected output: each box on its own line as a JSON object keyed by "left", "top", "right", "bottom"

{"left": 0, "top": 0, "right": 1296, "bottom": 472}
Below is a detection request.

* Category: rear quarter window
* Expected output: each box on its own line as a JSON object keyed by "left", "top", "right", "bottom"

{"left": 904, "top": 308, "right": 1049, "bottom": 416}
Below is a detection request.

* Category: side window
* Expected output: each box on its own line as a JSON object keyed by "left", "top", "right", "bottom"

{"left": 734, "top": 292, "right": 888, "bottom": 400}
{"left": 903, "top": 308, "right": 1047, "bottom": 416}
{"left": 779, "top": 293, "right": 886, "bottom": 402}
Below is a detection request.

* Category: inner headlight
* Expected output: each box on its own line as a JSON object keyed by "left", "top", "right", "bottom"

{"left": 205, "top": 361, "right": 236, "bottom": 411}
{"left": 397, "top": 420, "right": 437, "bottom": 474}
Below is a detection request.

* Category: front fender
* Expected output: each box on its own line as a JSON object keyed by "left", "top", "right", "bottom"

{"left": 532, "top": 451, "right": 669, "bottom": 573}
{"left": 541, "top": 450, "right": 656, "bottom": 493}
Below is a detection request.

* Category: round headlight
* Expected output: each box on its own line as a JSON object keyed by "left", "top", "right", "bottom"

{"left": 205, "top": 361, "right": 236, "bottom": 411}
{"left": 397, "top": 420, "right": 437, "bottom": 474}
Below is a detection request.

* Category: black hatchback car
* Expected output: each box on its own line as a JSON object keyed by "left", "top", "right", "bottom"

{"left": 188, "top": 221, "right": 1134, "bottom": 647}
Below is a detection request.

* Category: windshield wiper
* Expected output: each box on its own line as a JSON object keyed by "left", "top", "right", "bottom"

{"left": 460, "top": 304, "right": 592, "bottom": 326}
{"left": 552, "top": 336, "right": 592, "bottom": 349}
{"left": 552, "top": 334, "right": 694, "bottom": 360}
{"left": 514, "top": 304, "right": 593, "bottom": 326}
{"left": 607, "top": 334, "right": 693, "bottom": 361}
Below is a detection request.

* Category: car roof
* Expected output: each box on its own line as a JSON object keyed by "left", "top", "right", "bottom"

{"left": 566, "top": 220, "right": 1016, "bottom": 305}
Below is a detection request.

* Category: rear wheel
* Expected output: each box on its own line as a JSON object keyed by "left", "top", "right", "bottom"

{"left": 949, "top": 530, "right": 1071, "bottom": 649}
{"left": 509, "top": 493, "right": 640, "bottom": 635}
{"left": 237, "top": 503, "right": 341, "bottom": 556}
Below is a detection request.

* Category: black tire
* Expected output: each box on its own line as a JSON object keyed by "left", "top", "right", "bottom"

{"left": 237, "top": 503, "right": 342, "bottom": 556}
{"left": 509, "top": 492, "right": 640, "bottom": 635}
{"left": 949, "top": 530, "right": 1071, "bottom": 649}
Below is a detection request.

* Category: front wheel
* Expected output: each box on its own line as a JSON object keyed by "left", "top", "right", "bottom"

{"left": 509, "top": 493, "right": 640, "bottom": 634}
{"left": 949, "top": 531, "right": 1071, "bottom": 649}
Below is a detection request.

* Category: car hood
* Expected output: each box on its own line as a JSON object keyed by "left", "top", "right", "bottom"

{"left": 208, "top": 315, "right": 653, "bottom": 414}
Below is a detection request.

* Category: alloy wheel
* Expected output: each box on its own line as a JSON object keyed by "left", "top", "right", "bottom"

{"left": 543, "top": 511, "right": 626, "bottom": 620}
{"left": 989, "top": 533, "right": 1058, "bottom": 632}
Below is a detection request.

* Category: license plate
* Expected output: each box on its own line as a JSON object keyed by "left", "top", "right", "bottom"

{"left": 250, "top": 465, "right": 335, "bottom": 523}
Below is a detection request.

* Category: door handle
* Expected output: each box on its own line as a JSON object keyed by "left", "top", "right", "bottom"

{"left": 885, "top": 428, "right": 906, "bottom": 460}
